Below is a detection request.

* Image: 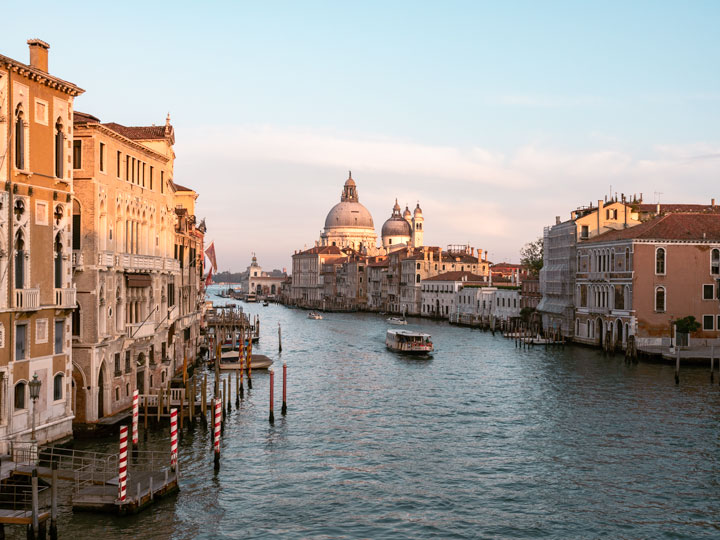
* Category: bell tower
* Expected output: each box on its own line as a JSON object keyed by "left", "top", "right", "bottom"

{"left": 411, "top": 203, "right": 424, "bottom": 247}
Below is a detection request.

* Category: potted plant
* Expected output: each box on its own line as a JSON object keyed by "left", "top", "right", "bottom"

{"left": 674, "top": 316, "right": 701, "bottom": 348}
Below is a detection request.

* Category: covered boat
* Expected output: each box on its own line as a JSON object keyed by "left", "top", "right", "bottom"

{"left": 386, "top": 329, "right": 433, "bottom": 354}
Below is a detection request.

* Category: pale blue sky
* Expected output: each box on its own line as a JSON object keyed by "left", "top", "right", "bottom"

{"left": 4, "top": 1, "right": 719, "bottom": 270}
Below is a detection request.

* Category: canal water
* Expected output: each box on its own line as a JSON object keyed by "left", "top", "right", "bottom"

{"left": 28, "top": 289, "right": 720, "bottom": 539}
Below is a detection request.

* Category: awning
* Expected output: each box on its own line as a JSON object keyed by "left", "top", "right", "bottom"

{"left": 126, "top": 273, "right": 151, "bottom": 288}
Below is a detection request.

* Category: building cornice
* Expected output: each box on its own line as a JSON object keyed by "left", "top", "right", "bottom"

{"left": 74, "top": 124, "right": 170, "bottom": 163}
{"left": 0, "top": 55, "right": 84, "bottom": 96}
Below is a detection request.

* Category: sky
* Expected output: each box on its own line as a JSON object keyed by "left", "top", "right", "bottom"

{"left": 4, "top": 1, "right": 720, "bottom": 271}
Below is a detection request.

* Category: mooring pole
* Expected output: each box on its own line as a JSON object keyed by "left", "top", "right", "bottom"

{"left": 675, "top": 347, "right": 681, "bottom": 385}
{"left": 235, "top": 369, "right": 240, "bottom": 407}
{"left": 278, "top": 322, "right": 282, "bottom": 353}
{"left": 201, "top": 374, "right": 207, "bottom": 427}
{"left": 213, "top": 398, "right": 221, "bottom": 472}
{"left": 269, "top": 367, "right": 275, "bottom": 424}
{"left": 31, "top": 468, "right": 39, "bottom": 538}
{"left": 49, "top": 461, "right": 58, "bottom": 539}
{"left": 281, "top": 362, "right": 287, "bottom": 416}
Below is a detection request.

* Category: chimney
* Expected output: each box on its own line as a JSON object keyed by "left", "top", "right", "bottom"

{"left": 27, "top": 39, "right": 50, "bottom": 72}
{"left": 478, "top": 248, "right": 483, "bottom": 261}
{"left": 555, "top": 215, "right": 561, "bottom": 225}
{"left": 712, "top": 198, "right": 716, "bottom": 208}
{"left": 597, "top": 199, "right": 604, "bottom": 234}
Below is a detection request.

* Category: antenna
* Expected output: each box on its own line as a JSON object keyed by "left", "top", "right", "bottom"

{"left": 654, "top": 191, "right": 663, "bottom": 204}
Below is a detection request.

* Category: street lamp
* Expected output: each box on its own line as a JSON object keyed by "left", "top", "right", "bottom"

{"left": 28, "top": 373, "right": 41, "bottom": 443}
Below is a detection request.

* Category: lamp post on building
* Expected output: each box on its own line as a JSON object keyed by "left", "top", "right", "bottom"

{"left": 28, "top": 373, "right": 42, "bottom": 448}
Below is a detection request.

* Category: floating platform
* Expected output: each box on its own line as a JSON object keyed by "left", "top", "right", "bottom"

{"left": 73, "top": 470, "right": 178, "bottom": 515}
{"left": 219, "top": 351, "right": 273, "bottom": 370}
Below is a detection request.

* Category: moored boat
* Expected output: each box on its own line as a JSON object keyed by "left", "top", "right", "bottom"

{"left": 386, "top": 329, "right": 433, "bottom": 354}
{"left": 219, "top": 350, "right": 273, "bottom": 370}
{"left": 308, "top": 311, "right": 323, "bottom": 320}
{"left": 386, "top": 316, "right": 407, "bottom": 325}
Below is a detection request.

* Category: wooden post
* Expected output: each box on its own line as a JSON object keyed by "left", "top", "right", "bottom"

{"left": 221, "top": 382, "right": 225, "bottom": 435}
{"left": 213, "top": 398, "right": 221, "bottom": 472}
{"left": 675, "top": 347, "right": 680, "bottom": 385}
{"left": 222, "top": 378, "right": 227, "bottom": 416}
{"left": 278, "top": 322, "right": 282, "bottom": 353}
{"left": 201, "top": 374, "right": 207, "bottom": 426}
{"left": 179, "top": 386, "right": 184, "bottom": 432}
{"left": 157, "top": 388, "right": 162, "bottom": 423}
{"left": 31, "top": 468, "right": 39, "bottom": 538}
{"left": 226, "top": 372, "right": 232, "bottom": 413}
{"left": 711, "top": 345, "right": 715, "bottom": 383}
{"left": 191, "top": 375, "right": 196, "bottom": 421}
{"left": 269, "top": 367, "right": 275, "bottom": 424}
{"left": 235, "top": 369, "right": 240, "bottom": 407}
{"left": 281, "top": 362, "right": 287, "bottom": 416}
{"left": 144, "top": 394, "right": 149, "bottom": 439}
{"left": 50, "top": 462, "right": 58, "bottom": 540}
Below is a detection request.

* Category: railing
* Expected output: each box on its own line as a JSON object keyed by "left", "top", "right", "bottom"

{"left": 164, "top": 258, "right": 180, "bottom": 272}
{"left": 72, "top": 250, "right": 84, "bottom": 267}
{"left": 97, "top": 251, "right": 114, "bottom": 267}
{"left": 0, "top": 483, "right": 50, "bottom": 512}
{"left": 126, "top": 322, "right": 154, "bottom": 339}
{"left": 55, "top": 287, "right": 76, "bottom": 308}
{"left": 15, "top": 288, "right": 40, "bottom": 310}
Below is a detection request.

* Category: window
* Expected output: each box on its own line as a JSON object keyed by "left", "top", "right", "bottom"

{"left": 125, "top": 351, "right": 131, "bottom": 373}
{"left": 125, "top": 156, "right": 130, "bottom": 181}
{"left": 114, "top": 353, "right": 121, "bottom": 376}
{"left": 73, "top": 140, "right": 82, "bottom": 169}
{"left": 99, "top": 142, "right": 106, "bottom": 172}
{"left": 416, "top": 274, "right": 420, "bottom": 283}
{"left": 625, "top": 248, "right": 630, "bottom": 270}
{"left": 149, "top": 166, "right": 154, "bottom": 190}
{"left": 581, "top": 225, "right": 589, "bottom": 239}
{"left": 72, "top": 304, "right": 81, "bottom": 337}
{"left": 14, "top": 382, "right": 26, "bottom": 410}
{"left": 703, "top": 315, "right": 714, "bottom": 331}
{"left": 15, "top": 323, "right": 27, "bottom": 361}
{"left": 15, "top": 107, "right": 25, "bottom": 170}
{"left": 655, "top": 247, "right": 666, "bottom": 275}
{"left": 35, "top": 319, "right": 48, "bottom": 344}
{"left": 416, "top": 263, "right": 421, "bottom": 270}
{"left": 126, "top": 383, "right": 130, "bottom": 397}
{"left": 131, "top": 158, "right": 136, "bottom": 182}
{"left": 115, "top": 387, "right": 120, "bottom": 401}
{"left": 142, "top": 163, "right": 146, "bottom": 187}
{"left": 703, "top": 284, "right": 714, "bottom": 300}
{"left": 54, "top": 320, "right": 64, "bottom": 353}
{"left": 712, "top": 249, "right": 720, "bottom": 275}
{"left": 117, "top": 151, "right": 121, "bottom": 177}
{"left": 55, "top": 120, "right": 64, "bottom": 178}
{"left": 655, "top": 286, "right": 666, "bottom": 312}
{"left": 161, "top": 171, "right": 164, "bottom": 193}
{"left": 53, "top": 373, "right": 63, "bottom": 400}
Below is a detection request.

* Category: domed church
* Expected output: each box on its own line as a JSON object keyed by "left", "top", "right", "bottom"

{"left": 318, "top": 172, "right": 425, "bottom": 255}
{"left": 319, "top": 173, "right": 379, "bottom": 252}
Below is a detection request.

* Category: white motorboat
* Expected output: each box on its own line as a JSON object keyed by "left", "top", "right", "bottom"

{"left": 308, "top": 312, "right": 323, "bottom": 320}
{"left": 386, "top": 329, "right": 433, "bottom": 354}
{"left": 386, "top": 316, "right": 407, "bottom": 325}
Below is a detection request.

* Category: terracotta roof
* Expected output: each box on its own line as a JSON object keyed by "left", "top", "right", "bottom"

{"left": 73, "top": 111, "right": 100, "bottom": 124}
{"left": 491, "top": 262, "right": 525, "bottom": 269}
{"left": 424, "top": 271, "right": 487, "bottom": 282}
{"left": 585, "top": 213, "right": 720, "bottom": 243}
{"left": 441, "top": 252, "right": 478, "bottom": 264}
{"left": 173, "top": 182, "right": 194, "bottom": 192}
{"left": 635, "top": 203, "right": 720, "bottom": 214}
{"left": 102, "top": 122, "right": 171, "bottom": 140}
{"left": 295, "top": 245, "right": 344, "bottom": 256}
{"left": 368, "top": 260, "right": 389, "bottom": 268}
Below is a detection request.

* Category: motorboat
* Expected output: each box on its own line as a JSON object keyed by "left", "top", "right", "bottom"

{"left": 308, "top": 312, "right": 323, "bottom": 320}
{"left": 386, "top": 329, "right": 433, "bottom": 354}
{"left": 262, "top": 300, "right": 269, "bottom": 307}
{"left": 218, "top": 350, "right": 273, "bottom": 370}
{"left": 386, "top": 316, "right": 407, "bottom": 325}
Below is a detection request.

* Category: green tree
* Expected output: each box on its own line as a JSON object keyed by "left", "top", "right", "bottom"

{"left": 674, "top": 316, "right": 701, "bottom": 334}
{"left": 520, "top": 237, "right": 544, "bottom": 276}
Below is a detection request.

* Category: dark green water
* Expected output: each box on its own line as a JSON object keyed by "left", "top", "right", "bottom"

{"left": 24, "top": 290, "right": 720, "bottom": 539}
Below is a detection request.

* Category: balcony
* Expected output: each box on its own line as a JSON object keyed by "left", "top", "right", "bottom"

{"left": 164, "top": 258, "right": 180, "bottom": 272}
{"left": 72, "top": 251, "right": 84, "bottom": 268}
{"left": 126, "top": 322, "right": 155, "bottom": 339}
{"left": 55, "top": 288, "right": 76, "bottom": 309}
{"left": 15, "top": 288, "right": 40, "bottom": 310}
{"left": 97, "top": 251, "right": 114, "bottom": 267}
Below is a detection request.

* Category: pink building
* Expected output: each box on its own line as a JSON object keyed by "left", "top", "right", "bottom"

{"left": 574, "top": 213, "right": 720, "bottom": 351}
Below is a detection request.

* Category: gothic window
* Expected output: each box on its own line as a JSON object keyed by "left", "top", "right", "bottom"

{"left": 656, "top": 247, "right": 666, "bottom": 275}
{"left": 15, "top": 107, "right": 25, "bottom": 170}
{"left": 72, "top": 199, "right": 81, "bottom": 250}
{"left": 712, "top": 249, "right": 719, "bottom": 275}
{"left": 54, "top": 373, "right": 64, "bottom": 400}
{"left": 55, "top": 119, "right": 64, "bottom": 178}
{"left": 14, "top": 232, "right": 25, "bottom": 290}
{"left": 14, "top": 382, "right": 26, "bottom": 410}
{"left": 54, "top": 233, "right": 63, "bottom": 289}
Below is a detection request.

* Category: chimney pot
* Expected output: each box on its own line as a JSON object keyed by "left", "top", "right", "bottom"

{"left": 555, "top": 215, "right": 561, "bottom": 225}
{"left": 712, "top": 198, "right": 716, "bottom": 208}
{"left": 27, "top": 39, "right": 50, "bottom": 72}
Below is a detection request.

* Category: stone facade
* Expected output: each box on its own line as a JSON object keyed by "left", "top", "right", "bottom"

{"left": 0, "top": 41, "right": 84, "bottom": 449}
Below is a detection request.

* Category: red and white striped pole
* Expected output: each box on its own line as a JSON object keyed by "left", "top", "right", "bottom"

{"left": 268, "top": 367, "right": 275, "bottom": 424}
{"left": 213, "top": 398, "right": 221, "bottom": 471}
{"left": 132, "top": 390, "right": 139, "bottom": 454}
{"left": 170, "top": 408, "right": 178, "bottom": 472}
{"left": 281, "top": 362, "right": 287, "bottom": 416}
{"left": 118, "top": 425, "right": 128, "bottom": 502}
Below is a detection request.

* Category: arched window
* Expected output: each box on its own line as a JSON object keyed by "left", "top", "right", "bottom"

{"left": 72, "top": 304, "right": 81, "bottom": 337}
{"left": 54, "top": 233, "right": 63, "bottom": 289}
{"left": 712, "top": 248, "right": 719, "bottom": 275}
{"left": 655, "top": 286, "right": 666, "bottom": 312}
{"left": 625, "top": 248, "right": 630, "bottom": 270}
{"left": 656, "top": 247, "right": 666, "bottom": 275}
{"left": 54, "top": 373, "right": 64, "bottom": 400}
{"left": 72, "top": 199, "right": 81, "bottom": 250}
{"left": 14, "top": 232, "right": 25, "bottom": 290}
{"left": 14, "top": 381, "right": 26, "bottom": 410}
{"left": 115, "top": 387, "right": 120, "bottom": 401}
{"left": 55, "top": 119, "right": 64, "bottom": 178}
{"left": 15, "top": 107, "right": 25, "bottom": 170}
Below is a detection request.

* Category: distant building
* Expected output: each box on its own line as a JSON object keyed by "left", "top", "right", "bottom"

{"left": 421, "top": 271, "right": 487, "bottom": 318}
{"left": 243, "top": 254, "right": 286, "bottom": 297}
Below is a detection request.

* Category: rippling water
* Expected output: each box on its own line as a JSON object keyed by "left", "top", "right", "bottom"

{"left": 33, "top": 292, "right": 720, "bottom": 539}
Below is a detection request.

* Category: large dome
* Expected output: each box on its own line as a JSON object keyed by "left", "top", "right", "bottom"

{"left": 381, "top": 216, "right": 411, "bottom": 237}
{"left": 324, "top": 201, "right": 375, "bottom": 229}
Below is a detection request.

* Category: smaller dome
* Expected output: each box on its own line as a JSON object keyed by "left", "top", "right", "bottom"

{"left": 382, "top": 217, "right": 412, "bottom": 238}
{"left": 414, "top": 203, "right": 423, "bottom": 217}
{"left": 393, "top": 198, "right": 401, "bottom": 213}
{"left": 403, "top": 205, "right": 411, "bottom": 219}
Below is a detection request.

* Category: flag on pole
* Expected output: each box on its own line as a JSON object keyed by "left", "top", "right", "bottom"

{"left": 205, "top": 241, "right": 217, "bottom": 272}
{"left": 205, "top": 267, "right": 213, "bottom": 287}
